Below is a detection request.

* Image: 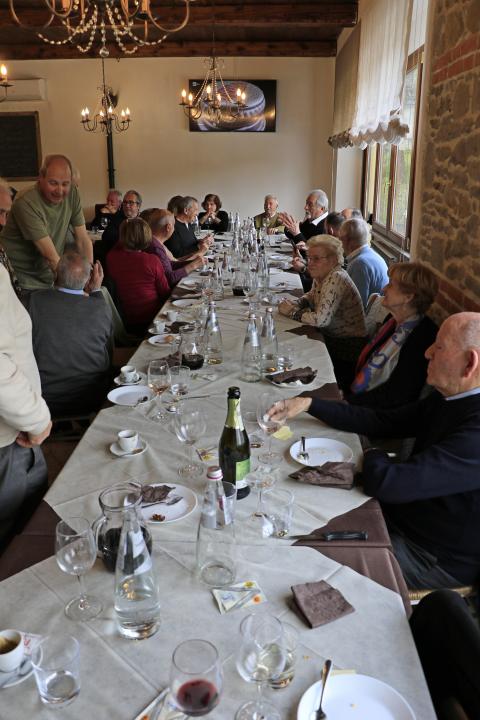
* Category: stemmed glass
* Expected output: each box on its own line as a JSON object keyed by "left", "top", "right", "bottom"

{"left": 173, "top": 403, "right": 206, "bottom": 477}
{"left": 165, "top": 364, "right": 191, "bottom": 412}
{"left": 235, "top": 613, "right": 286, "bottom": 720}
{"left": 147, "top": 359, "right": 171, "bottom": 421}
{"left": 169, "top": 639, "right": 223, "bottom": 717}
{"left": 245, "top": 466, "right": 278, "bottom": 521}
{"left": 256, "top": 394, "right": 286, "bottom": 466}
{"left": 55, "top": 517, "right": 102, "bottom": 621}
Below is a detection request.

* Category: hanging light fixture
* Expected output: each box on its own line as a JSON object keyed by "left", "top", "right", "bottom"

{"left": 81, "top": 58, "right": 131, "bottom": 134}
{"left": 8, "top": 0, "right": 193, "bottom": 57}
{"left": 0, "top": 64, "right": 13, "bottom": 102}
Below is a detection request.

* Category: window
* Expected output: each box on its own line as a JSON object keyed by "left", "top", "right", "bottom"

{"left": 363, "top": 49, "right": 423, "bottom": 257}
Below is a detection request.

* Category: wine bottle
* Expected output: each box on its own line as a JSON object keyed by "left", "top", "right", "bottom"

{"left": 218, "top": 387, "right": 250, "bottom": 500}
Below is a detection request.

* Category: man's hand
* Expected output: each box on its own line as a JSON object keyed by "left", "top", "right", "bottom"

{"left": 267, "top": 397, "right": 312, "bottom": 422}
{"left": 204, "top": 233, "right": 214, "bottom": 247}
{"left": 198, "top": 239, "right": 209, "bottom": 254}
{"left": 279, "top": 212, "right": 300, "bottom": 237}
{"left": 295, "top": 241, "right": 307, "bottom": 252}
{"left": 16, "top": 421, "right": 53, "bottom": 448}
{"left": 84, "top": 260, "right": 103, "bottom": 293}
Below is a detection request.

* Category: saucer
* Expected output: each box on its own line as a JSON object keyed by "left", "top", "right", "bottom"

{"left": 113, "top": 372, "right": 145, "bottom": 386}
{"left": 109, "top": 438, "right": 148, "bottom": 458}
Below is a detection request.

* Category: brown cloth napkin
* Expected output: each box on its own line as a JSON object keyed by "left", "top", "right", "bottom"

{"left": 141, "top": 484, "right": 174, "bottom": 504}
{"left": 266, "top": 366, "right": 317, "bottom": 384}
{"left": 289, "top": 462, "right": 355, "bottom": 489}
{"left": 159, "top": 351, "right": 182, "bottom": 367}
{"left": 167, "top": 321, "right": 191, "bottom": 333}
{"left": 291, "top": 580, "right": 355, "bottom": 628}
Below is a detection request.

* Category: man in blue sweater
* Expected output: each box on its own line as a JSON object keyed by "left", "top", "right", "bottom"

{"left": 340, "top": 218, "right": 389, "bottom": 308}
{"left": 269, "top": 312, "right": 480, "bottom": 589}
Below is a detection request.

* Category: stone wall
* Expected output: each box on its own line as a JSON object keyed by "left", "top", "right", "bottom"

{"left": 416, "top": 0, "right": 480, "bottom": 320}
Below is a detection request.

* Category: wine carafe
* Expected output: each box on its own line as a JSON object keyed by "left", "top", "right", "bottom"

{"left": 179, "top": 325, "right": 205, "bottom": 370}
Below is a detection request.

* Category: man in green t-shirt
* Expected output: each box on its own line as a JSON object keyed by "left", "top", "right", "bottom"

{"left": 1, "top": 154, "right": 92, "bottom": 291}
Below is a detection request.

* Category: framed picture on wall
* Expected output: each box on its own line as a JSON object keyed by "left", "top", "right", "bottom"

{"left": 188, "top": 79, "right": 276, "bottom": 132}
{"left": 0, "top": 111, "right": 41, "bottom": 181}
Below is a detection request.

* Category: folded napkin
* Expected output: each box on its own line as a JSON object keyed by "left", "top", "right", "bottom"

{"left": 291, "top": 580, "right": 354, "bottom": 628}
{"left": 289, "top": 462, "right": 355, "bottom": 489}
{"left": 167, "top": 321, "right": 191, "bottom": 333}
{"left": 266, "top": 366, "right": 317, "bottom": 385}
{"left": 159, "top": 351, "right": 182, "bottom": 367}
{"left": 141, "top": 484, "right": 174, "bottom": 504}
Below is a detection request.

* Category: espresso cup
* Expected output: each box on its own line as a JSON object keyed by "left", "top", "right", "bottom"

{"left": 154, "top": 319, "right": 166, "bottom": 333}
{"left": 121, "top": 365, "right": 137, "bottom": 383}
{"left": 0, "top": 630, "right": 24, "bottom": 672}
{"left": 166, "top": 310, "right": 178, "bottom": 323}
{"left": 118, "top": 430, "right": 139, "bottom": 453}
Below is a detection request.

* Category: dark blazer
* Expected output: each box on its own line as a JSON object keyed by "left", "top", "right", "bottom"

{"left": 286, "top": 217, "right": 326, "bottom": 245}
{"left": 165, "top": 219, "right": 198, "bottom": 258}
{"left": 94, "top": 210, "right": 126, "bottom": 267}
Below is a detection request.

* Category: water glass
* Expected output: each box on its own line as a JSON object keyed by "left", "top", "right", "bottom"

{"left": 277, "top": 343, "right": 294, "bottom": 371}
{"left": 170, "top": 639, "right": 223, "bottom": 716}
{"left": 264, "top": 488, "right": 294, "bottom": 538}
{"left": 170, "top": 365, "right": 191, "bottom": 400}
{"left": 173, "top": 403, "right": 206, "bottom": 477}
{"left": 31, "top": 635, "right": 80, "bottom": 708}
{"left": 268, "top": 622, "right": 298, "bottom": 689}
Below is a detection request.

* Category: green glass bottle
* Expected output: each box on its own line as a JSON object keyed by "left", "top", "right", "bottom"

{"left": 218, "top": 387, "right": 250, "bottom": 500}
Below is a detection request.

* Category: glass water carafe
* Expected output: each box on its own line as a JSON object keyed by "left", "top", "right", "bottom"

{"left": 179, "top": 324, "right": 205, "bottom": 370}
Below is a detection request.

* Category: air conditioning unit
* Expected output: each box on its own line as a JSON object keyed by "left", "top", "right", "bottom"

{"left": 4, "top": 79, "right": 46, "bottom": 102}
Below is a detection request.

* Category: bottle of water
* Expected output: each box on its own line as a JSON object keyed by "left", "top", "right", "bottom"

{"left": 212, "top": 257, "right": 225, "bottom": 300}
{"left": 228, "top": 212, "right": 234, "bottom": 233}
{"left": 203, "top": 301, "right": 223, "bottom": 365}
{"left": 261, "top": 307, "right": 279, "bottom": 373}
{"left": 240, "top": 313, "right": 262, "bottom": 382}
{"left": 114, "top": 507, "right": 160, "bottom": 639}
{"left": 196, "top": 466, "right": 236, "bottom": 586}
{"left": 233, "top": 212, "right": 240, "bottom": 235}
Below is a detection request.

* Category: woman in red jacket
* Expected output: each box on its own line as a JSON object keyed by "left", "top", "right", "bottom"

{"left": 107, "top": 218, "right": 170, "bottom": 334}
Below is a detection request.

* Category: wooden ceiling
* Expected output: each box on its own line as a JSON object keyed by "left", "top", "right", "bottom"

{"left": 0, "top": 1, "right": 358, "bottom": 60}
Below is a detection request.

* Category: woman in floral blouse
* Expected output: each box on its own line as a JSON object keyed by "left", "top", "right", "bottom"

{"left": 278, "top": 235, "right": 367, "bottom": 388}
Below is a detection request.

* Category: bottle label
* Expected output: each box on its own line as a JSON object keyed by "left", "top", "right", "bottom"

{"left": 235, "top": 458, "right": 250, "bottom": 488}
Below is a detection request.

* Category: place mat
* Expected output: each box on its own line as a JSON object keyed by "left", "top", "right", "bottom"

{"left": 291, "top": 579, "right": 355, "bottom": 628}
{"left": 289, "top": 462, "right": 356, "bottom": 489}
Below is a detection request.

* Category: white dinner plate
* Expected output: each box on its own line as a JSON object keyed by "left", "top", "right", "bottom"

{"left": 269, "top": 267, "right": 283, "bottom": 275}
{"left": 280, "top": 241, "right": 294, "bottom": 250}
{"left": 113, "top": 371, "right": 146, "bottom": 386}
{"left": 270, "top": 254, "right": 289, "bottom": 261}
{"left": 178, "top": 279, "right": 198, "bottom": 289}
{"left": 172, "top": 298, "right": 201, "bottom": 308}
{"left": 297, "top": 674, "right": 415, "bottom": 720}
{"left": 289, "top": 437, "right": 353, "bottom": 466}
{"left": 147, "top": 334, "right": 179, "bottom": 347}
{"left": 141, "top": 483, "right": 197, "bottom": 524}
{"left": 107, "top": 386, "right": 154, "bottom": 407}
{"left": 109, "top": 438, "right": 148, "bottom": 458}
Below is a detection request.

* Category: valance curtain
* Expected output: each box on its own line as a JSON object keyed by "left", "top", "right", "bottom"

{"left": 329, "top": 0, "right": 413, "bottom": 149}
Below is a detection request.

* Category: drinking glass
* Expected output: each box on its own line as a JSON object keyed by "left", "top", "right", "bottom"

{"left": 277, "top": 343, "right": 294, "bottom": 371}
{"left": 244, "top": 411, "right": 264, "bottom": 449}
{"left": 244, "top": 466, "right": 278, "bottom": 521}
{"left": 100, "top": 216, "right": 109, "bottom": 230}
{"left": 264, "top": 488, "right": 294, "bottom": 538}
{"left": 31, "top": 635, "right": 80, "bottom": 707}
{"left": 256, "top": 394, "right": 286, "bottom": 466}
{"left": 169, "top": 364, "right": 191, "bottom": 402}
{"left": 147, "top": 359, "right": 172, "bottom": 421}
{"left": 243, "top": 271, "right": 259, "bottom": 313}
{"left": 235, "top": 613, "right": 286, "bottom": 720}
{"left": 170, "top": 639, "right": 223, "bottom": 717}
{"left": 173, "top": 404, "right": 206, "bottom": 477}
{"left": 55, "top": 517, "right": 102, "bottom": 621}
{"left": 268, "top": 621, "right": 298, "bottom": 689}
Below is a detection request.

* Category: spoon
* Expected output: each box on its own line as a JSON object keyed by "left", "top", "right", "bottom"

{"left": 315, "top": 659, "right": 332, "bottom": 719}
{"left": 0, "top": 657, "right": 32, "bottom": 689}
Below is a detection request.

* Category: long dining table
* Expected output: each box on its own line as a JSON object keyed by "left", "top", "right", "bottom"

{"left": 0, "top": 240, "right": 436, "bottom": 719}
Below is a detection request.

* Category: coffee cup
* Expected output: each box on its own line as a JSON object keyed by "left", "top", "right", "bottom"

{"left": 154, "top": 319, "right": 165, "bottom": 333}
{"left": 120, "top": 365, "right": 137, "bottom": 383}
{"left": 166, "top": 310, "right": 178, "bottom": 323}
{"left": 0, "top": 630, "right": 24, "bottom": 672}
{"left": 117, "top": 429, "right": 139, "bottom": 453}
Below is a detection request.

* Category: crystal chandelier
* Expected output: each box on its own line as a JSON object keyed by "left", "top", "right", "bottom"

{"left": 81, "top": 59, "right": 131, "bottom": 133}
{"left": 8, "top": 0, "right": 193, "bottom": 57}
{"left": 0, "top": 64, "right": 13, "bottom": 103}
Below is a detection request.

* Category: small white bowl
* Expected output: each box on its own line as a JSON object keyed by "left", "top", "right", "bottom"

{"left": 0, "top": 630, "right": 24, "bottom": 672}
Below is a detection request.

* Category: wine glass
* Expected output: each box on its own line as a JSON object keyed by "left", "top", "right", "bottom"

{"left": 147, "top": 359, "right": 171, "bottom": 421}
{"left": 170, "top": 639, "right": 223, "bottom": 717}
{"left": 100, "top": 216, "right": 109, "bottom": 231}
{"left": 55, "top": 517, "right": 102, "bottom": 621}
{"left": 173, "top": 403, "right": 206, "bottom": 477}
{"left": 245, "top": 466, "right": 278, "bottom": 521}
{"left": 256, "top": 394, "right": 286, "bottom": 466}
{"left": 235, "top": 613, "right": 286, "bottom": 720}
{"left": 243, "top": 271, "right": 259, "bottom": 314}
{"left": 165, "top": 364, "right": 191, "bottom": 412}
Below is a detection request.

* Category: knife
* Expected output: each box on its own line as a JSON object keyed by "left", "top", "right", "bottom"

{"left": 291, "top": 530, "right": 368, "bottom": 541}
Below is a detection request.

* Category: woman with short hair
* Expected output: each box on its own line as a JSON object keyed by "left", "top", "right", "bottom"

{"left": 198, "top": 194, "right": 229, "bottom": 232}
{"left": 106, "top": 218, "right": 170, "bottom": 334}
{"left": 346, "top": 262, "right": 438, "bottom": 408}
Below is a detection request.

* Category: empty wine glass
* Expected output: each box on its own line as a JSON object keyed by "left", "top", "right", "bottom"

{"left": 235, "top": 613, "right": 286, "bottom": 720}
{"left": 55, "top": 517, "right": 102, "bottom": 621}
{"left": 245, "top": 466, "right": 279, "bottom": 521}
{"left": 243, "top": 271, "right": 259, "bottom": 313}
{"left": 170, "top": 639, "right": 223, "bottom": 717}
{"left": 173, "top": 403, "right": 206, "bottom": 477}
{"left": 256, "top": 394, "right": 286, "bottom": 466}
{"left": 148, "top": 359, "right": 172, "bottom": 421}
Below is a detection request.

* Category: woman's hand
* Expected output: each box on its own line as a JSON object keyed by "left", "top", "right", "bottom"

{"left": 278, "top": 299, "right": 295, "bottom": 316}
{"left": 267, "top": 397, "right": 312, "bottom": 422}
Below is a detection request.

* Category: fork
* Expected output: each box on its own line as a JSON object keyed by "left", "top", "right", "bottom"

{"left": 298, "top": 436, "right": 310, "bottom": 463}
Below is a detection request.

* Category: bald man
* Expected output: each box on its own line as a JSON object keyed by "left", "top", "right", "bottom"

{"left": 1, "top": 154, "right": 92, "bottom": 292}
{"left": 269, "top": 312, "right": 480, "bottom": 590}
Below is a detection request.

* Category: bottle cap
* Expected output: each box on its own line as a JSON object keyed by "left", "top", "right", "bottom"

{"left": 227, "top": 386, "right": 241, "bottom": 399}
{"left": 206, "top": 465, "right": 223, "bottom": 481}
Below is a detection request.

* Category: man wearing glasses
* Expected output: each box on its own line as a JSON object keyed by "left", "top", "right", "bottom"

{"left": 95, "top": 189, "right": 142, "bottom": 266}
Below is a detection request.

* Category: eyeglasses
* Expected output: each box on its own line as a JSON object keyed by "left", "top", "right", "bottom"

{"left": 123, "top": 200, "right": 139, "bottom": 205}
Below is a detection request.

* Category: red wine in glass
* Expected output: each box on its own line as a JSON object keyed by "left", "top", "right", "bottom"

{"left": 176, "top": 679, "right": 219, "bottom": 716}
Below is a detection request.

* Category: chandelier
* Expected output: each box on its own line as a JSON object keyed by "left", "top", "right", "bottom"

{"left": 81, "top": 58, "right": 131, "bottom": 133}
{"left": 180, "top": 53, "right": 246, "bottom": 125}
{"left": 8, "top": 0, "right": 193, "bottom": 57}
{"left": 0, "top": 64, "right": 13, "bottom": 103}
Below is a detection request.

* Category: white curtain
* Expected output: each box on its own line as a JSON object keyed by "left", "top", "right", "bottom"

{"left": 350, "top": 0, "right": 413, "bottom": 148}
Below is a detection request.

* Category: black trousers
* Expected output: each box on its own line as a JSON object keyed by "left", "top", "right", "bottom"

{"left": 410, "top": 589, "right": 480, "bottom": 720}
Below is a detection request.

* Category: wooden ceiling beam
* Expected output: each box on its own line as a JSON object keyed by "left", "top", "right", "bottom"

{"left": 0, "top": 3, "right": 357, "bottom": 28}
{"left": 0, "top": 39, "right": 337, "bottom": 60}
